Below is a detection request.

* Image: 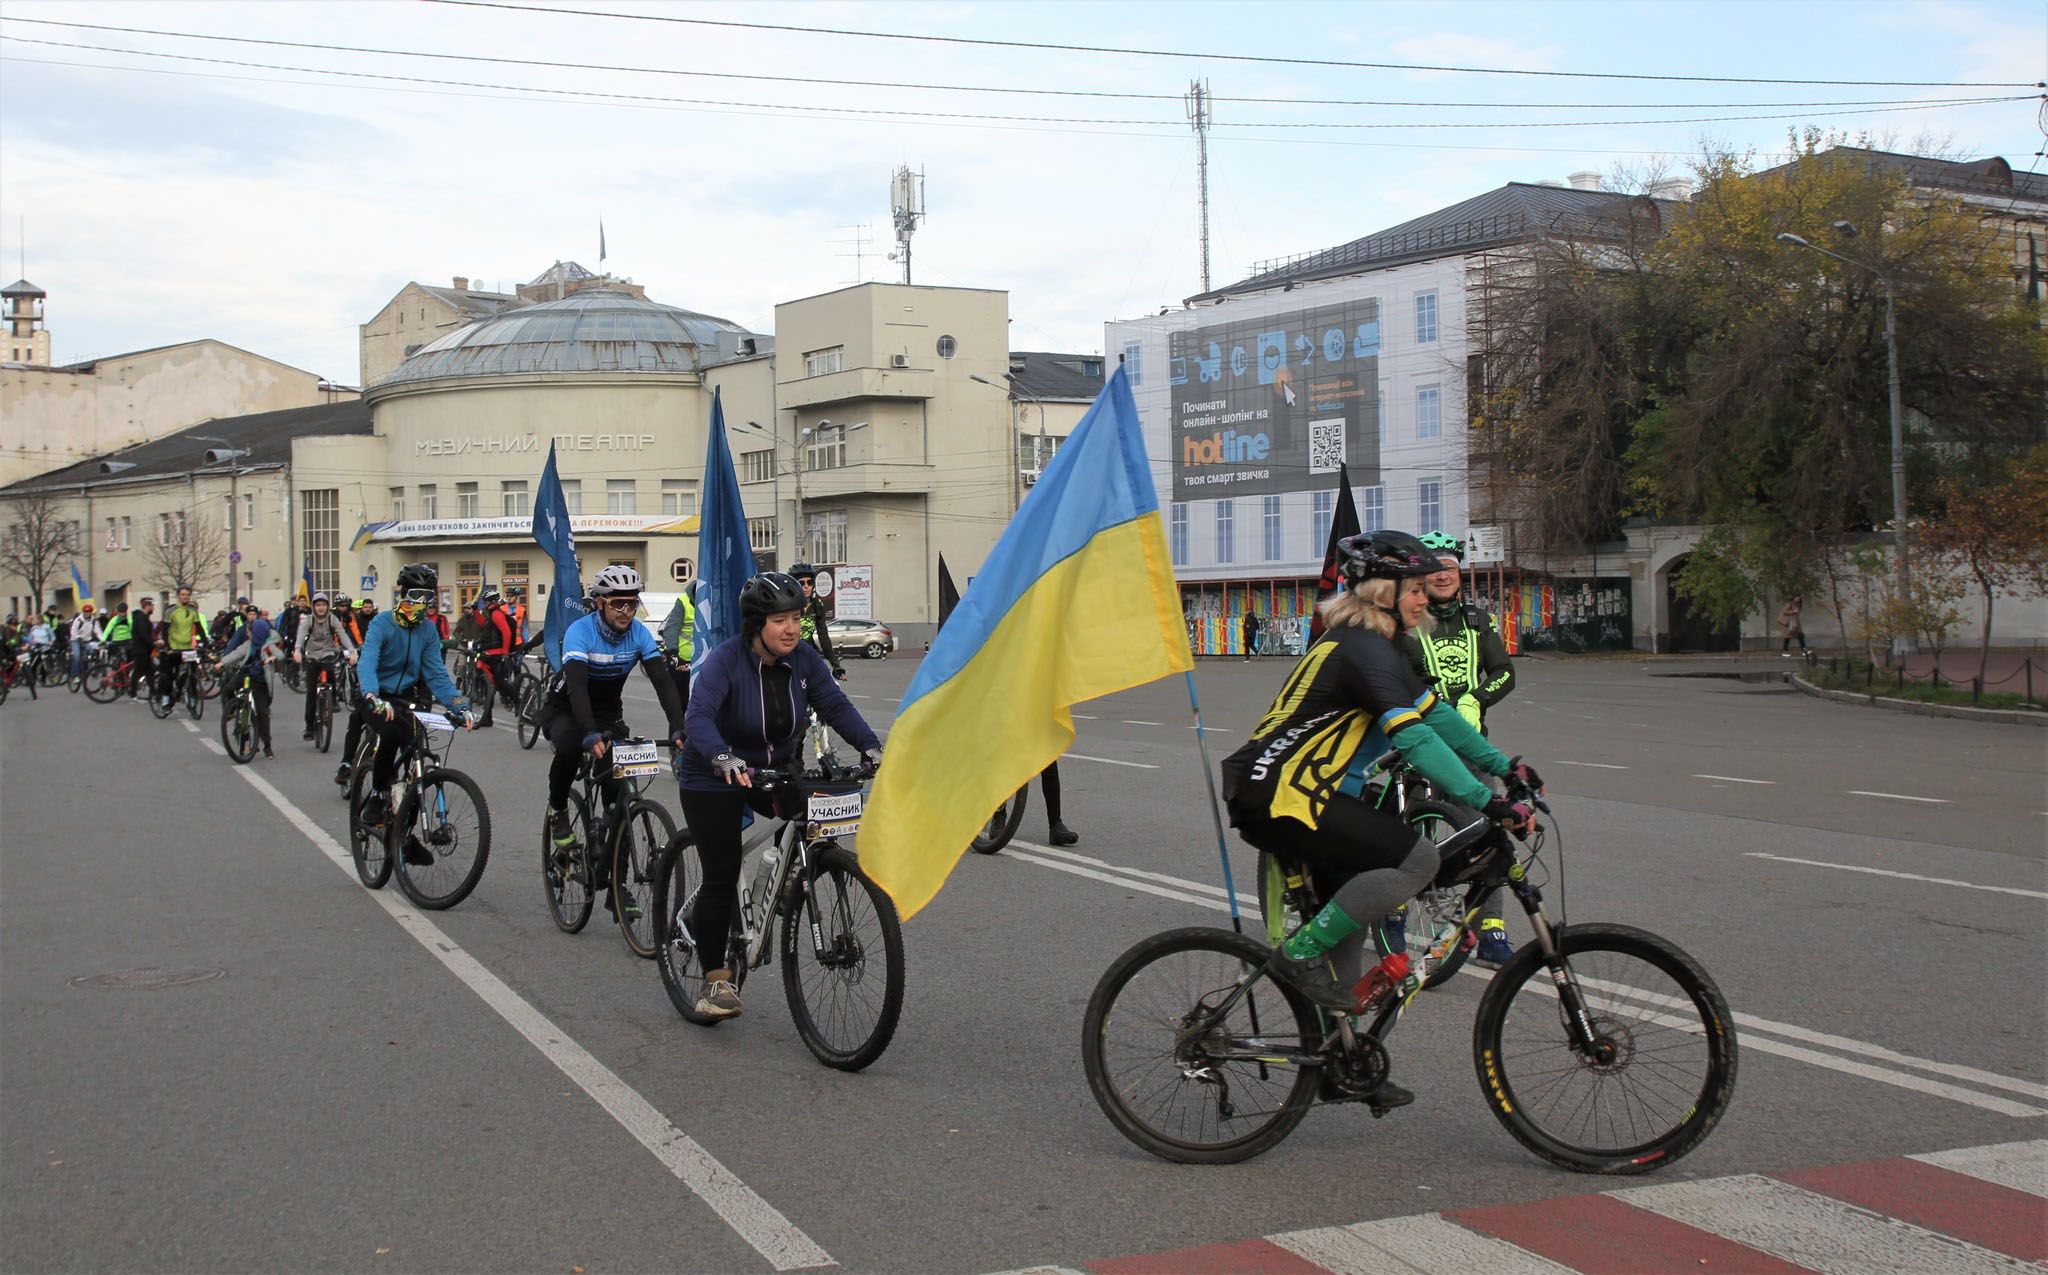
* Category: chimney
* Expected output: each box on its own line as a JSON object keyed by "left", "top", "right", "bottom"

{"left": 452, "top": 276, "right": 470, "bottom": 291}
{"left": 1648, "top": 178, "right": 1692, "bottom": 202}
{"left": 1567, "top": 171, "right": 1602, "bottom": 191}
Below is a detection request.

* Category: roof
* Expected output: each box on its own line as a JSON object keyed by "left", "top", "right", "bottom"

{"left": 50, "top": 337, "right": 326, "bottom": 379}
{"left": 2, "top": 278, "right": 45, "bottom": 297}
{"left": 371, "top": 288, "right": 760, "bottom": 391}
{"left": 1006, "top": 351, "right": 1106, "bottom": 401}
{"left": 417, "top": 283, "right": 521, "bottom": 319}
{"left": 1763, "top": 146, "right": 2048, "bottom": 203}
{"left": 529, "top": 260, "right": 599, "bottom": 287}
{"left": 1195, "top": 183, "right": 1667, "bottom": 301}
{"left": 5, "top": 399, "right": 372, "bottom": 492}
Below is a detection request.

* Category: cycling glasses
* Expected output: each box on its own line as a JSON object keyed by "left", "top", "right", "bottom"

{"left": 597, "top": 595, "right": 641, "bottom": 612}
{"left": 399, "top": 588, "right": 435, "bottom": 606}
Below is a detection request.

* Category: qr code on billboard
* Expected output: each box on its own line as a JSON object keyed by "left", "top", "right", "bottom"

{"left": 1309, "top": 419, "right": 1345, "bottom": 474}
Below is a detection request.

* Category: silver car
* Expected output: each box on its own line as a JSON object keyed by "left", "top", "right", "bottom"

{"left": 828, "top": 619, "right": 896, "bottom": 659}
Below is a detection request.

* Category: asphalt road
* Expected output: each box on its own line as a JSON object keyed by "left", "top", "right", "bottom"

{"left": 3, "top": 653, "right": 2044, "bottom": 1273}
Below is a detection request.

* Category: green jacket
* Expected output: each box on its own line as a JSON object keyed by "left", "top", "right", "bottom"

{"left": 162, "top": 605, "right": 209, "bottom": 651}
{"left": 1397, "top": 598, "right": 1515, "bottom": 731}
{"left": 102, "top": 614, "right": 133, "bottom": 644}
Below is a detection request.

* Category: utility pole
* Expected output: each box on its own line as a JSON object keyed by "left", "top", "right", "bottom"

{"left": 1186, "top": 79, "right": 1213, "bottom": 292}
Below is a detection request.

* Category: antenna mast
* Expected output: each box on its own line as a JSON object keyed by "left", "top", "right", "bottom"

{"left": 888, "top": 165, "right": 925, "bottom": 286}
{"left": 1186, "top": 80, "right": 1212, "bottom": 291}
{"left": 835, "top": 224, "right": 877, "bottom": 284}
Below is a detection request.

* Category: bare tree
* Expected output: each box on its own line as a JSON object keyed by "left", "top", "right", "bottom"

{"left": 141, "top": 504, "right": 228, "bottom": 596}
{"left": 0, "top": 487, "right": 77, "bottom": 611}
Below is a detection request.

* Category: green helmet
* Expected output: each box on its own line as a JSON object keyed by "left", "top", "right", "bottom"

{"left": 1418, "top": 531, "right": 1465, "bottom": 561}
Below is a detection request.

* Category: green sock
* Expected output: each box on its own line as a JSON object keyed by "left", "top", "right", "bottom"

{"left": 1282, "top": 901, "right": 1362, "bottom": 961}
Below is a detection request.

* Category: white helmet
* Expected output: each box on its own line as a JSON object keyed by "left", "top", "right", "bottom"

{"left": 591, "top": 564, "right": 642, "bottom": 596}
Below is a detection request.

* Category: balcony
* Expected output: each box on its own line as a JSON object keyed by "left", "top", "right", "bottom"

{"left": 778, "top": 366, "right": 935, "bottom": 410}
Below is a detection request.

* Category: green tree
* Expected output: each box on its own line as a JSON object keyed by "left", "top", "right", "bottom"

{"left": 1923, "top": 444, "right": 2048, "bottom": 682}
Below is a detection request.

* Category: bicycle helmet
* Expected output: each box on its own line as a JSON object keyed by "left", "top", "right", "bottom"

{"left": 787, "top": 562, "right": 817, "bottom": 582}
{"left": 739, "top": 571, "right": 806, "bottom": 621}
{"left": 395, "top": 562, "right": 438, "bottom": 593}
{"left": 1417, "top": 531, "right": 1465, "bottom": 562}
{"left": 476, "top": 587, "right": 502, "bottom": 608}
{"left": 1337, "top": 530, "right": 1438, "bottom": 585}
{"left": 590, "top": 564, "right": 642, "bottom": 596}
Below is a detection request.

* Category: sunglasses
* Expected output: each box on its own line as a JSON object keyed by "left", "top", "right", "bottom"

{"left": 598, "top": 596, "right": 640, "bottom": 612}
{"left": 399, "top": 589, "right": 435, "bottom": 606}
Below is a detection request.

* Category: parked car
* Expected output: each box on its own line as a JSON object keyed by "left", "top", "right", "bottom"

{"left": 828, "top": 618, "right": 896, "bottom": 659}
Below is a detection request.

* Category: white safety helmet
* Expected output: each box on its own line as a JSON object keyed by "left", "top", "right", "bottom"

{"left": 590, "top": 564, "right": 642, "bottom": 596}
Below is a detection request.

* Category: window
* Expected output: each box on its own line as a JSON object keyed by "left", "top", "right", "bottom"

{"left": 1170, "top": 502, "right": 1188, "bottom": 565}
{"left": 1311, "top": 490, "right": 1334, "bottom": 555}
{"left": 1418, "top": 479, "right": 1443, "bottom": 535}
{"left": 660, "top": 479, "right": 696, "bottom": 517}
{"left": 104, "top": 517, "right": 117, "bottom": 551}
{"left": 389, "top": 486, "right": 405, "bottom": 522}
{"left": 242, "top": 491, "right": 256, "bottom": 529}
{"left": 1416, "top": 385, "right": 1441, "bottom": 440}
{"left": 606, "top": 479, "right": 636, "bottom": 515}
{"left": 935, "top": 335, "right": 957, "bottom": 359}
{"left": 119, "top": 515, "right": 132, "bottom": 550}
{"left": 501, "top": 480, "right": 529, "bottom": 518}
{"left": 456, "top": 482, "right": 479, "bottom": 518}
{"left": 1216, "top": 500, "right": 1235, "bottom": 565}
{"left": 803, "top": 346, "right": 844, "bottom": 377}
{"left": 157, "top": 511, "right": 188, "bottom": 546}
{"left": 805, "top": 424, "right": 847, "bottom": 472}
{"left": 1123, "top": 339, "right": 1143, "bottom": 386}
{"left": 1363, "top": 485, "right": 1385, "bottom": 534}
{"left": 1415, "top": 291, "right": 1438, "bottom": 344}
{"left": 559, "top": 479, "right": 580, "bottom": 515}
{"left": 302, "top": 488, "right": 339, "bottom": 595}
{"left": 741, "top": 450, "right": 774, "bottom": 484}
{"left": 222, "top": 494, "right": 234, "bottom": 531}
{"left": 805, "top": 508, "right": 848, "bottom": 563}
{"left": 419, "top": 484, "right": 438, "bottom": 519}
{"left": 1263, "top": 495, "right": 1284, "bottom": 560}
{"left": 500, "top": 559, "right": 529, "bottom": 584}
{"left": 747, "top": 516, "right": 777, "bottom": 552}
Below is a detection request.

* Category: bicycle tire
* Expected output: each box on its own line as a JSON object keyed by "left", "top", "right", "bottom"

{"left": 23, "top": 666, "right": 36, "bottom": 700}
{"left": 195, "top": 663, "right": 219, "bottom": 701}
{"left": 543, "top": 790, "right": 596, "bottom": 934}
{"left": 149, "top": 682, "right": 174, "bottom": 718}
{"left": 392, "top": 767, "right": 491, "bottom": 910}
{"left": 185, "top": 672, "right": 203, "bottom": 720}
{"left": 83, "top": 664, "right": 117, "bottom": 703}
{"left": 970, "top": 785, "right": 1028, "bottom": 854}
{"left": 611, "top": 798, "right": 674, "bottom": 959}
{"left": 651, "top": 829, "right": 745, "bottom": 1026}
{"left": 0, "top": 676, "right": 9, "bottom": 705}
{"left": 221, "top": 694, "right": 258, "bottom": 764}
{"left": 348, "top": 768, "right": 392, "bottom": 889}
{"left": 40, "top": 653, "right": 66, "bottom": 688}
{"left": 1082, "top": 926, "right": 1322, "bottom": 1164}
{"left": 1472, "top": 922, "right": 1738, "bottom": 1175}
{"left": 516, "top": 678, "right": 546, "bottom": 750}
{"left": 780, "top": 844, "right": 905, "bottom": 1071}
{"left": 316, "top": 687, "right": 333, "bottom": 753}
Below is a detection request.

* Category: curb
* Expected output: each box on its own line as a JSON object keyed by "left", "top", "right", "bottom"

{"left": 1790, "top": 673, "right": 2048, "bottom": 727}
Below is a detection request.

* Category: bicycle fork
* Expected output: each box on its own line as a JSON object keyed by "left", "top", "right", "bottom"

{"left": 1505, "top": 867, "right": 1608, "bottom": 1061}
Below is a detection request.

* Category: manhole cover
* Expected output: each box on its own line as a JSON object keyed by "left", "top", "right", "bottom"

{"left": 69, "top": 967, "right": 226, "bottom": 991}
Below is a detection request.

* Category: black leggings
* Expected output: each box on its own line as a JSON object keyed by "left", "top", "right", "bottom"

{"left": 547, "top": 714, "right": 626, "bottom": 812}
{"left": 676, "top": 785, "right": 779, "bottom": 974}
{"left": 1039, "top": 761, "right": 1063, "bottom": 823}
{"left": 1237, "top": 791, "right": 1443, "bottom": 917}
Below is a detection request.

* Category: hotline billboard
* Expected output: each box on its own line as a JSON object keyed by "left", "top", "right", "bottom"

{"left": 1168, "top": 298, "right": 1381, "bottom": 501}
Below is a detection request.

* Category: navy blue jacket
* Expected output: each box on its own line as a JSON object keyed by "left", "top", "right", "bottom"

{"left": 678, "top": 634, "right": 879, "bottom": 791}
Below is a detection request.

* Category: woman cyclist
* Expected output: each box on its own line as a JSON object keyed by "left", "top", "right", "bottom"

{"left": 1219, "top": 529, "right": 1544, "bottom": 1109}
{"left": 674, "top": 571, "right": 883, "bottom": 1020}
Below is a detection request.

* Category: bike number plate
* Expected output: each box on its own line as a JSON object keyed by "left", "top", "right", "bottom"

{"left": 611, "top": 740, "right": 660, "bottom": 778}
{"left": 808, "top": 789, "right": 863, "bottom": 836}
{"left": 182, "top": 649, "right": 200, "bottom": 663}
{"left": 415, "top": 711, "right": 455, "bottom": 733}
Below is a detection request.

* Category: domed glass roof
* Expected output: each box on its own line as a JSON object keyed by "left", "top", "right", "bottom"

{"left": 375, "top": 288, "right": 757, "bottom": 389}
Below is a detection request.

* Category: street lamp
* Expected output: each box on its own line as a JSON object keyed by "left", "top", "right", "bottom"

{"left": 736, "top": 417, "right": 867, "bottom": 564}
{"left": 192, "top": 435, "right": 253, "bottom": 601}
{"left": 1777, "top": 225, "right": 1912, "bottom": 657}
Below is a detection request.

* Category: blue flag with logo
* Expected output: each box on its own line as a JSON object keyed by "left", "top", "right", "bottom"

{"left": 694, "top": 386, "right": 757, "bottom": 667}
{"left": 532, "top": 441, "right": 581, "bottom": 671}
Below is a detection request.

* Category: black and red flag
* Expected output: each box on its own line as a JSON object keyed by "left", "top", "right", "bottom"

{"left": 1306, "top": 462, "right": 1361, "bottom": 644}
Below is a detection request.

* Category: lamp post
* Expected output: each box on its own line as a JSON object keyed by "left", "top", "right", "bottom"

{"left": 738, "top": 417, "right": 866, "bottom": 565}
{"left": 193, "top": 436, "right": 253, "bottom": 602}
{"left": 1776, "top": 225, "right": 1911, "bottom": 657}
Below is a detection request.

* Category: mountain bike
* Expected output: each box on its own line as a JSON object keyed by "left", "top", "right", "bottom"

{"left": 516, "top": 656, "right": 555, "bottom": 751}
{"left": 971, "top": 783, "right": 1029, "bottom": 854}
{"left": 303, "top": 658, "right": 351, "bottom": 754}
{"left": 151, "top": 649, "right": 205, "bottom": 720}
{"left": 218, "top": 662, "right": 265, "bottom": 764}
{"left": 0, "top": 649, "right": 32, "bottom": 703}
{"left": 346, "top": 707, "right": 491, "bottom": 909}
{"left": 32, "top": 644, "right": 67, "bottom": 689}
{"left": 83, "top": 650, "right": 141, "bottom": 703}
{"left": 651, "top": 760, "right": 905, "bottom": 1071}
{"left": 543, "top": 733, "right": 675, "bottom": 958}
{"left": 1082, "top": 780, "right": 1738, "bottom": 1171}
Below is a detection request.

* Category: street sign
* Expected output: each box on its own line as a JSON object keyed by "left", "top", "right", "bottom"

{"left": 1467, "top": 525, "right": 1506, "bottom": 565}
{"left": 812, "top": 568, "right": 835, "bottom": 599}
{"left": 360, "top": 575, "right": 376, "bottom": 593}
{"left": 229, "top": 550, "right": 242, "bottom": 565}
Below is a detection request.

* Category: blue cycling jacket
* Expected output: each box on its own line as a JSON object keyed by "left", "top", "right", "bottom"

{"left": 357, "top": 611, "right": 465, "bottom": 711}
{"left": 678, "top": 634, "right": 878, "bottom": 791}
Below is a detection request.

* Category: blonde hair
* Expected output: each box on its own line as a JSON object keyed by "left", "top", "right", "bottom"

{"left": 1318, "top": 577, "right": 1399, "bottom": 639}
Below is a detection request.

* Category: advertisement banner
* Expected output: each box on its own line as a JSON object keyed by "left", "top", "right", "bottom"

{"left": 1168, "top": 298, "right": 1381, "bottom": 500}
{"left": 835, "top": 565, "right": 873, "bottom": 620}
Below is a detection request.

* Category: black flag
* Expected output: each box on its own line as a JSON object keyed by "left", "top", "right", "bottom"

{"left": 1307, "top": 462, "right": 1361, "bottom": 643}
{"left": 936, "top": 553, "right": 962, "bottom": 634}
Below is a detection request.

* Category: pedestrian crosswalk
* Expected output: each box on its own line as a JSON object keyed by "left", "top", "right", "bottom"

{"left": 987, "top": 1138, "right": 2047, "bottom": 1275}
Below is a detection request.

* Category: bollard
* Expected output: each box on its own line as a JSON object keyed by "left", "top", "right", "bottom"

{"left": 1896, "top": 667, "right": 1904, "bottom": 692}
{"left": 1972, "top": 676, "right": 1981, "bottom": 704}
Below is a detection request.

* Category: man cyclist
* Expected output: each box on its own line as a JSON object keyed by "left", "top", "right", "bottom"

{"left": 475, "top": 588, "right": 518, "bottom": 727}
{"left": 1220, "top": 530, "right": 1542, "bottom": 1110}
{"left": 356, "top": 564, "right": 475, "bottom": 852}
{"left": 293, "top": 591, "right": 357, "bottom": 743}
{"left": 784, "top": 563, "right": 846, "bottom": 680}
{"left": 1395, "top": 530, "right": 1519, "bottom": 967}
{"left": 126, "top": 599, "right": 155, "bottom": 698}
{"left": 67, "top": 602, "right": 101, "bottom": 683}
{"left": 217, "top": 601, "right": 280, "bottom": 758}
{"left": 659, "top": 577, "right": 698, "bottom": 710}
{"left": 539, "top": 566, "right": 685, "bottom": 910}
{"left": 675, "top": 571, "right": 882, "bottom": 1020}
{"left": 156, "top": 586, "right": 210, "bottom": 708}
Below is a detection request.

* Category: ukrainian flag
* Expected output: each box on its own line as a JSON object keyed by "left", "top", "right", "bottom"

{"left": 861, "top": 366, "right": 1191, "bottom": 919}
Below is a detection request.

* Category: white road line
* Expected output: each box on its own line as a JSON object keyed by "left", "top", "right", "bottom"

{"left": 1695, "top": 773, "right": 1774, "bottom": 785}
{"left": 1746, "top": 853, "right": 2048, "bottom": 901}
{"left": 1060, "top": 752, "right": 1159, "bottom": 769}
{"left": 1911, "top": 1139, "right": 2048, "bottom": 1197}
{"left": 1189, "top": 724, "right": 1230, "bottom": 733}
{"left": 1120, "top": 720, "right": 1161, "bottom": 726}
{"left": 1848, "top": 790, "right": 1950, "bottom": 804}
{"left": 1554, "top": 760, "right": 1628, "bottom": 769}
{"left": 1272, "top": 1215, "right": 1575, "bottom": 1274}
{"left": 1004, "top": 849, "right": 1233, "bottom": 912}
{"left": 210, "top": 744, "right": 835, "bottom": 1269}
{"left": 1070, "top": 714, "right": 1096, "bottom": 720}
{"left": 1013, "top": 843, "right": 1255, "bottom": 907}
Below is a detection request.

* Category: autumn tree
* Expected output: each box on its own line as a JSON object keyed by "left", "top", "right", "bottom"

{"left": 142, "top": 505, "right": 228, "bottom": 597}
{"left": 1923, "top": 443, "right": 2048, "bottom": 681}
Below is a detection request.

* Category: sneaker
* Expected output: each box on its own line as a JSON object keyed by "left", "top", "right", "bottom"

{"left": 1367, "top": 1080, "right": 1416, "bottom": 1113}
{"left": 614, "top": 884, "right": 639, "bottom": 919}
{"left": 1048, "top": 821, "right": 1079, "bottom": 847}
{"left": 401, "top": 835, "right": 434, "bottom": 867}
{"left": 262, "top": 743, "right": 275, "bottom": 759}
{"left": 1473, "top": 925, "right": 1516, "bottom": 969}
{"left": 1379, "top": 909, "right": 1407, "bottom": 957}
{"left": 1265, "top": 945, "right": 1356, "bottom": 1013}
{"left": 362, "top": 790, "right": 390, "bottom": 831}
{"left": 302, "top": 730, "right": 316, "bottom": 742}
{"left": 696, "top": 976, "right": 743, "bottom": 1019}
{"left": 334, "top": 762, "right": 352, "bottom": 787}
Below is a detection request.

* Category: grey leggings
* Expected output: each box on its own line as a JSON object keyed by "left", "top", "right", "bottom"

{"left": 1237, "top": 797, "right": 1443, "bottom": 979}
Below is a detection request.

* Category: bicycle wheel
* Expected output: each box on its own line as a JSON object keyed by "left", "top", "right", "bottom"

{"left": 23, "top": 665, "right": 36, "bottom": 700}
{"left": 1082, "top": 926, "right": 1322, "bottom": 1164}
{"left": 315, "top": 687, "right": 334, "bottom": 753}
{"left": 780, "top": 844, "right": 905, "bottom": 1071}
{"left": 612, "top": 798, "right": 675, "bottom": 958}
{"left": 149, "top": 678, "right": 174, "bottom": 719}
{"left": 348, "top": 768, "right": 392, "bottom": 889}
{"left": 543, "top": 790, "right": 596, "bottom": 933}
{"left": 197, "top": 664, "right": 221, "bottom": 700}
{"left": 970, "top": 785, "right": 1028, "bottom": 854}
{"left": 83, "top": 662, "right": 117, "bottom": 703}
{"left": 652, "top": 829, "right": 745, "bottom": 1026}
{"left": 1473, "top": 922, "right": 1738, "bottom": 1175}
{"left": 516, "top": 679, "right": 546, "bottom": 750}
{"left": 185, "top": 670, "right": 203, "bottom": 720}
{"left": 392, "top": 768, "right": 491, "bottom": 910}
{"left": 220, "top": 694, "right": 258, "bottom": 764}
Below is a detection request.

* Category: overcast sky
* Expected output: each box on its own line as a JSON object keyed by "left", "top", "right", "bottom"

{"left": 1, "top": 0, "right": 2040, "bottom": 382}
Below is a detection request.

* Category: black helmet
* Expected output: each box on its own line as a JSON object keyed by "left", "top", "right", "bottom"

{"left": 395, "top": 563, "right": 437, "bottom": 594}
{"left": 1337, "top": 530, "right": 1438, "bottom": 585}
{"left": 786, "top": 562, "right": 817, "bottom": 582}
{"left": 739, "top": 571, "right": 806, "bottom": 622}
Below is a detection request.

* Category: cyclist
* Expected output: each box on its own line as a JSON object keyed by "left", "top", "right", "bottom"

{"left": 67, "top": 602, "right": 101, "bottom": 682}
{"left": 126, "top": 599, "right": 155, "bottom": 698}
{"left": 475, "top": 587, "right": 518, "bottom": 727}
{"left": 658, "top": 577, "right": 698, "bottom": 710}
{"left": 356, "top": 564, "right": 475, "bottom": 852}
{"left": 675, "top": 571, "right": 883, "bottom": 1020}
{"left": 539, "top": 565, "right": 685, "bottom": 911}
{"left": 1395, "top": 530, "right": 1520, "bottom": 967}
{"left": 156, "top": 586, "right": 210, "bottom": 708}
{"left": 1219, "top": 530, "right": 1542, "bottom": 1110}
{"left": 293, "top": 591, "right": 357, "bottom": 743}
{"left": 784, "top": 563, "right": 846, "bottom": 680}
{"left": 217, "top": 601, "right": 280, "bottom": 758}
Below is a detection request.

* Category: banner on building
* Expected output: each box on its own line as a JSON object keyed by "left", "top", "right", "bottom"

{"left": 835, "top": 565, "right": 873, "bottom": 620}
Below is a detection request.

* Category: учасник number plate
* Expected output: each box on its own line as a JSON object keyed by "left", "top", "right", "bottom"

{"left": 611, "top": 740, "right": 660, "bottom": 778}
{"left": 808, "top": 788, "right": 863, "bottom": 836}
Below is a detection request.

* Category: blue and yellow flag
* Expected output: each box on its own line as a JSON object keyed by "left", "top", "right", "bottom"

{"left": 69, "top": 561, "right": 89, "bottom": 603}
{"left": 296, "top": 557, "right": 314, "bottom": 604}
{"left": 861, "top": 366, "right": 1191, "bottom": 919}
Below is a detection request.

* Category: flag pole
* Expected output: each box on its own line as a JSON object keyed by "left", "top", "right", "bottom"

{"left": 1182, "top": 669, "right": 1243, "bottom": 931}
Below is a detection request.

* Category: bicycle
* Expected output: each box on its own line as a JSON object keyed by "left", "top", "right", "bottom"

{"left": 516, "top": 656, "right": 556, "bottom": 751}
{"left": 83, "top": 650, "right": 142, "bottom": 703}
{"left": 0, "top": 649, "right": 33, "bottom": 703}
{"left": 542, "top": 732, "right": 675, "bottom": 957}
{"left": 650, "top": 760, "right": 905, "bottom": 1071}
{"left": 218, "top": 661, "right": 264, "bottom": 765}
{"left": 1082, "top": 778, "right": 1737, "bottom": 1170}
{"left": 151, "top": 648, "right": 206, "bottom": 720}
{"left": 971, "top": 783, "right": 1029, "bottom": 854}
{"left": 303, "top": 658, "right": 351, "bottom": 753}
{"left": 346, "top": 706, "right": 492, "bottom": 910}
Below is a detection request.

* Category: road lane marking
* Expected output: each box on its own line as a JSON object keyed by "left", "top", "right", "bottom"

{"left": 1848, "top": 790, "right": 1950, "bottom": 804}
{"left": 1014, "top": 843, "right": 1256, "bottom": 907}
{"left": 1189, "top": 724, "right": 1229, "bottom": 732}
{"left": 1554, "top": 760, "right": 1628, "bottom": 769}
{"left": 1003, "top": 850, "right": 1228, "bottom": 912}
{"left": 1120, "top": 720, "right": 1161, "bottom": 726}
{"left": 1745, "top": 853, "right": 2048, "bottom": 901}
{"left": 208, "top": 745, "right": 836, "bottom": 1270}
{"left": 1061, "top": 753, "right": 1158, "bottom": 769}
{"left": 1695, "top": 774, "right": 1774, "bottom": 785}
{"left": 1911, "top": 1140, "right": 2048, "bottom": 1197}
{"left": 1070, "top": 714, "right": 1096, "bottom": 720}
{"left": 1274, "top": 1214, "right": 1576, "bottom": 1273}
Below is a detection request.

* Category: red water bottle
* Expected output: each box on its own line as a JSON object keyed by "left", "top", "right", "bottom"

{"left": 1350, "top": 951, "right": 1411, "bottom": 1011}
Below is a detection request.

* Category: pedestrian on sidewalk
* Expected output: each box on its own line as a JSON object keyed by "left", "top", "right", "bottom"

{"left": 1780, "top": 595, "right": 1809, "bottom": 658}
{"left": 1241, "top": 610, "right": 1260, "bottom": 661}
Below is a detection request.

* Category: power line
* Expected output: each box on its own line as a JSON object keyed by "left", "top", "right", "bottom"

{"left": 426, "top": 0, "right": 2046, "bottom": 90}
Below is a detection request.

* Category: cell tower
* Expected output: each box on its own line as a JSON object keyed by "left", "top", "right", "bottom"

{"left": 1186, "top": 80, "right": 1213, "bottom": 292}
{"left": 887, "top": 166, "right": 925, "bottom": 286}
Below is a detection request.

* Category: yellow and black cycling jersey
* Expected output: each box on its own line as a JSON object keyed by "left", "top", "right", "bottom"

{"left": 1397, "top": 598, "right": 1514, "bottom": 732}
